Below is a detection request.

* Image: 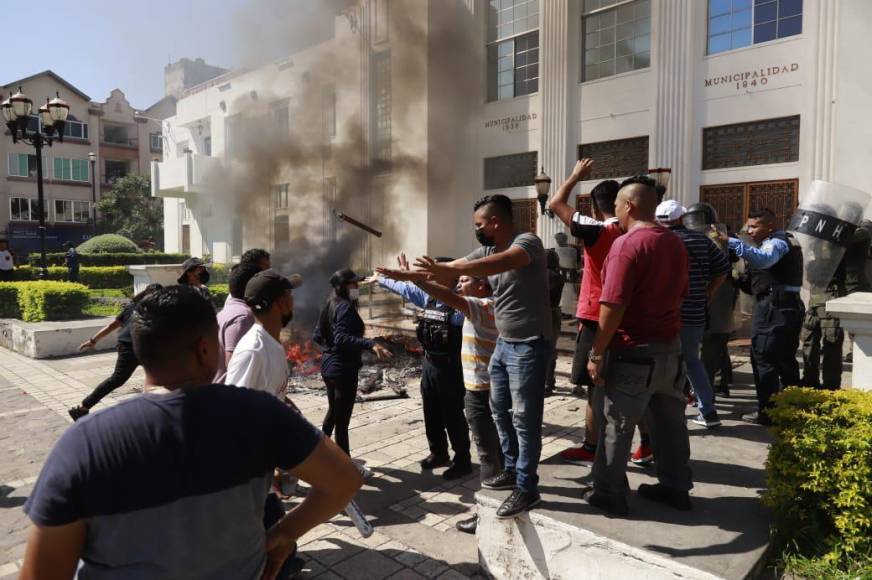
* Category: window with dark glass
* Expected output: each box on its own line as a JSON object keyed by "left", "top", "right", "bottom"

{"left": 484, "top": 152, "right": 538, "bottom": 190}
{"left": 702, "top": 115, "right": 800, "bottom": 170}
{"left": 707, "top": 0, "right": 802, "bottom": 55}
{"left": 582, "top": 0, "right": 651, "bottom": 82}
{"left": 150, "top": 132, "right": 163, "bottom": 153}
{"left": 372, "top": 50, "right": 392, "bottom": 167}
{"left": 578, "top": 137, "right": 649, "bottom": 179}
{"left": 487, "top": 0, "right": 539, "bottom": 101}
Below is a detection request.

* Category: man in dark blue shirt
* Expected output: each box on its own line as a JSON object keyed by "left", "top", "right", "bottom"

{"left": 20, "top": 286, "right": 362, "bottom": 580}
{"left": 376, "top": 255, "right": 471, "bottom": 480}
{"left": 63, "top": 242, "right": 79, "bottom": 283}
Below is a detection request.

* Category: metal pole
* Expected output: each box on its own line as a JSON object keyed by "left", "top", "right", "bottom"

{"left": 34, "top": 135, "right": 48, "bottom": 279}
{"left": 90, "top": 158, "right": 97, "bottom": 235}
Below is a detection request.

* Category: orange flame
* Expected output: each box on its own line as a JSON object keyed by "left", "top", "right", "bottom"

{"left": 286, "top": 340, "right": 321, "bottom": 375}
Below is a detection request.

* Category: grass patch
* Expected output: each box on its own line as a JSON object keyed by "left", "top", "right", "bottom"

{"left": 83, "top": 302, "right": 122, "bottom": 318}
{"left": 88, "top": 288, "right": 126, "bottom": 298}
{"left": 780, "top": 552, "right": 872, "bottom": 579}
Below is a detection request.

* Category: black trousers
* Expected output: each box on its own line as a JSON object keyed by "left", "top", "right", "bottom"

{"left": 322, "top": 374, "right": 358, "bottom": 455}
{"left": 0, "top": 269, "right": 13, "bottom": 282}
{"left": 68, "top": 266, "right": 79, "bottom": 283}
{"left": 750, "top": 294, "right": 804, "bottom": 418}
{"left": 82, "top": 342, "right": 139, "bottom": 408}
{"left": 464, "top": 389, "right": 503, "bottom": 482}
{"left": 421, "top": 355, "right": 470, "bottom": 463}
{"left": 701, "top": 332, "right": 732, "bottom": 389}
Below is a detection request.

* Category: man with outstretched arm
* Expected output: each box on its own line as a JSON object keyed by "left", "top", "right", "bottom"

{"left": 374, "top": 254, "right": 472, "bottom": 480}
{"left": 376, "top": 264, "right": 503, "bottom": 533}
{"left": 415, "top": 193, "right": 551, "bottom": 519}
{"left": 19, "top": 286, "right": 361, "bottom": 580}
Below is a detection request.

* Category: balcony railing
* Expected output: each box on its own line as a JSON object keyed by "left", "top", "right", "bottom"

{"left": 101, "top": 136, "right": 138, "bottom": 148}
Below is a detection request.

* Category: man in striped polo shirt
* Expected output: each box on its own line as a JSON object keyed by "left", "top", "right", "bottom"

{"left": 656, "top": 200, "right": 731, "bottom": 428}
{"left": 376, "top": 266, "right": 503, "bottom": 534}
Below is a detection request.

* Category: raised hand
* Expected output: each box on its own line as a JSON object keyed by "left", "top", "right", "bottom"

{"left": 397, "top": 253, "right": 411, "bottom": 271}
{"left": 571, "top": 158, "right": 594, "bottom": 181}
{"left": 375, "top": 266, "right": 428, "bottom": 282}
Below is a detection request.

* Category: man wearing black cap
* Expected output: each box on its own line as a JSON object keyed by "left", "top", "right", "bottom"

{"left": 226, "top": 269, "right": 302, "bottom": 396}
{"left": 178, "top": 257, "right": 212, "bottom": 301}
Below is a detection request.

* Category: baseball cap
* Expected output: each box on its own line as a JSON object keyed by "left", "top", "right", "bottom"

{"left": 329, "top": 268, "right": 365, "bottom": 288}
{"left": 177, "top": 257, "right": 205, "bottom": 284}
{"left": 244, "top": 269, "right": 303, "bottom": 312}
{"left": 655, "top": 199, "right": 686, "bottom": 223}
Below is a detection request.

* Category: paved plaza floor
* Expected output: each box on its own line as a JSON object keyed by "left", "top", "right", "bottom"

{"left": 0, "top": 343, "right": 795, "bottom": 579}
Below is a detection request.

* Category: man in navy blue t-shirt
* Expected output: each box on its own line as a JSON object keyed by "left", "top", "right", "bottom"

{"left": 20, "top": 286, "right": 362, "bottom": 580}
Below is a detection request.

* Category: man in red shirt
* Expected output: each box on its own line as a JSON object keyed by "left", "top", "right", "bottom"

{"left": 583, "top": 177, "right": 692, "bottom": 517}
{"left": 547, "top": 159, "right": 622, "bottom": 466}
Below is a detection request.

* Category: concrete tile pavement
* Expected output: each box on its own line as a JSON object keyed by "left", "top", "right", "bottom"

{"left": 0, "top": 346, "right": 588, "bottom": 578}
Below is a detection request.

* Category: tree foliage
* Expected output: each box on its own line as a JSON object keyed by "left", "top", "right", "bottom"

{"left": 96, "top": 174, "right": 163, "bottom": 247}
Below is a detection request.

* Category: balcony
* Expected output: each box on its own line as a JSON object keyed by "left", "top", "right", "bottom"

{"left": 151, "top": 153, "right": 222, "bottom": 197}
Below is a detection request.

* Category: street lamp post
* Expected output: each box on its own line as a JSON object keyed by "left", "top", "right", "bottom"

{"left": 2, "top": 88, "right": 69, "bottom": 279}
{"left": 88, "top": 152, "right": 97, "bottom": 236}
{"left": 535, "top": 167, "right": 553, "bottom": 218}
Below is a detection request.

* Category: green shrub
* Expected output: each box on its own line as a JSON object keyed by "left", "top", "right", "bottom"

{"left": 765, "top": 387, "right": 872, "bottom": 565}
{"left": 0, "top": 284, "right": 21, "bottom": 318}
{"left": 29, "top": 252, "right": 190, "bottom": 267}
{"left": 11, "top": 281, "right": 90, "bottom": 321}
{"left": 76, "top": 234, "right": 140, "bottom": 254}
{"left": 208, "top": 284, "right": 229, "bottom": 308}
{"left": 13, "top": 266, "right": 132, "bottom": 288}
{"left": 209, "top": 263, "right": 228, "bottom": 284}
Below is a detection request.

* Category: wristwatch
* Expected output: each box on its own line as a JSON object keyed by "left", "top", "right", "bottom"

{"left": 588, "top": 349, "right": 605, "bottom": 363}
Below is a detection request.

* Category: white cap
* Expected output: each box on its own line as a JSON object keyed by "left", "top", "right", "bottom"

{"left": 655, "top": 199, "right": 686, "bottom": 223}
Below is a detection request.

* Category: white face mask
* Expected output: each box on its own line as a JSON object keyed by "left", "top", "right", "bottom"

{"left": 348, "top": 288, "right": 360, "bottom": 301}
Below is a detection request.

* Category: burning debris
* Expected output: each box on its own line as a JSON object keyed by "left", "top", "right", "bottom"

{"left": 285, "top": 334, "right": 422, "bottom": 401}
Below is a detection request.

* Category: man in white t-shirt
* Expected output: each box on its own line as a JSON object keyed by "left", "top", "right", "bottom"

{"left": 0, "top": 240, "right": 15, "bottom": 282}
{"left": 226, "top": 269, "right": 302, "bottom": 396}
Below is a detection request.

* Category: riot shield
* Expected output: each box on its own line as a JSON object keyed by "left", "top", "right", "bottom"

{"left": 787, "top": 180, "right": 872, "bottom": 292}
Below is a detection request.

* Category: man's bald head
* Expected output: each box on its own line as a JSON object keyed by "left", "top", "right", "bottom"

{"left": 614, "top": 176, "right": 658, "bottom": 231}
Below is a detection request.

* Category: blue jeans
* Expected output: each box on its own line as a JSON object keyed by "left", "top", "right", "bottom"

{"left": 681, "top": 325, "right": 715, "bottom": 416}
{"left": 488, "top": 337, "right": 550, "bottom": 493}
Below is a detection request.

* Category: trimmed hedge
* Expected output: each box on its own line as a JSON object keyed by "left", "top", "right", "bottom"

{"left": 29, "top": 252, "right": 190, "bottom": 267}
{"left": 765, "top": 387, "right": 872, "bottom": 565}
{"left": 0, "top": 281, "right": 89, "bottom": 321}
{"left": 12, "top": 266, "right": 132, "bottom": 288}
{"left": 0, "top": 284, "right": 21, "bottom": 318}
{"left": 77, "top": 234, "right": 140, "bottom": 254}
{"left": 209, "top": 284, "right": 229, "bottom": 308}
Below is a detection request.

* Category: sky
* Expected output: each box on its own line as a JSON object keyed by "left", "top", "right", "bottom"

{"left": 1, "top": 0, "right": 307, "bottom": 109}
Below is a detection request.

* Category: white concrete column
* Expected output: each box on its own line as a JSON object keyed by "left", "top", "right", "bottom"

{"left": 810, "top": 0, "right": 839, "bottom": 182}
{"left": 650, "top": 0, "right": 699, "bottom": 205}
{"left": 538, "top": 0, "right": 574, "bottom": 247}
{"left": 827, "top": 293, "right": 872, "bottom": 391}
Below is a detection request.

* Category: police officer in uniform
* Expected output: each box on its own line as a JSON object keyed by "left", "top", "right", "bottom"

{"left": 376, "top": 259, "right": 472, "bottom": 479}
{"left": 801, "top": 226, "right": 871, "bottom": 390}
{"left": 728, "top": 208, "right": 804, "bottom": 425}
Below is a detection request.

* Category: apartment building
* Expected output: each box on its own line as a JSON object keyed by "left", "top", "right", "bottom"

{"left": 1, "top": 71, "right": 168, "bottom": 255}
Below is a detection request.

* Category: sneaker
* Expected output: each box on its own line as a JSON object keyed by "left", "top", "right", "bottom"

{"left": 560, "top": 445, "right": 596, "bottom": 466}
{"left": 715, "top": 384, "right": 731, "bottom": 398}
{"left": 692, "top": 411, "right": 722, "bottom": 429}
{"left": 68, "top": 405, "right": 89, "bottom": 421}
{"left": 637, "top": 483, "right": 691, "bottom": 511}
{"left": 581, "top": 486, "right": 629, "bottom": 516}
{"left": 455, "top": 514, "right": 478, "bottom": 534}
{"left": 443, "top": 461, "right": 473, "bottom": 481}
{"left": 420, "top": 453, "right": 451, "bottom": 470}
{"left": 740, "top": 411, "right": 772, "bottom": 426}
{"left": 496, "top": 490, "right": 541, "bottom": 519}
{"left": 481, "top": 470, "right": 516, "bottom": 490}
{"left": 630, "top": 444, "right": 654, "bottom": 466}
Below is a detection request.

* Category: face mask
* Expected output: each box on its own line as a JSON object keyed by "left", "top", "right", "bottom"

{"left": 348, "top": 288, "right": 361, "bottom": 301}
{"left": 475, "top": 227, "right": 495, "bottom": 247}
{"left": 198, "top": 270, "right": 211, "bottom": 285}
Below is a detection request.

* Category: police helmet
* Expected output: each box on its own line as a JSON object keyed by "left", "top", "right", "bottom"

{"left": 683, "top": 203, "right": 719, "bottom": 230}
